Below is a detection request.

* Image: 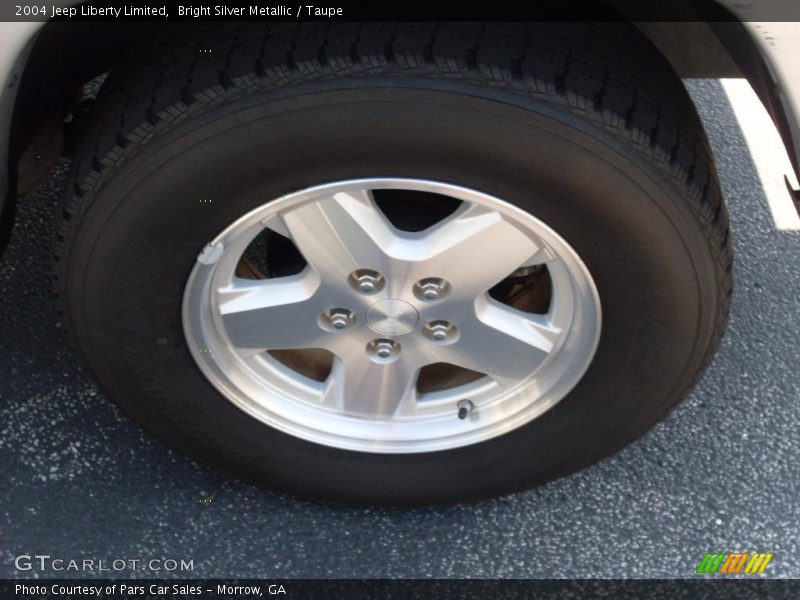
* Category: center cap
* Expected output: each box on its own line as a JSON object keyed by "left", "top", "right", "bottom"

{"left": 366, "top": 299, "right": 419, "bottom": 336}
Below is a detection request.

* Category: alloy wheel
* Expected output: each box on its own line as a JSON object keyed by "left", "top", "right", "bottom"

{"left": 182, "top": 179, "right": 602, "bottom": 453}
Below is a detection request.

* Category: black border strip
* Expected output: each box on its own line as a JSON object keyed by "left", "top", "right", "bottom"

{"left": 3, "top": 0, "right": 800, "bottom": 22}
{"left": 4, "top": 579, "right": 800, "bottom": 600}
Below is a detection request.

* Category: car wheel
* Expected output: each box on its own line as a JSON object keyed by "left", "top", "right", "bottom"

{"left": 57, "top": 22, "right": 732, "bottom": 504}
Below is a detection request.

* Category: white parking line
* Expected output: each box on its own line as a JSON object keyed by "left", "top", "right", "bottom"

{"left": 721, "top": 77, "right": 800, "bottom": 231}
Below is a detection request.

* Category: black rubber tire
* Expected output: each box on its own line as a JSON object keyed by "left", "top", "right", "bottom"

{"left": 57, "top": 22, "right": 732, "bottom": 505}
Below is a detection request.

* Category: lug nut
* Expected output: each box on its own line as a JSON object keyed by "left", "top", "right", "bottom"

{"left": 423, "top": 320, "right": 459, "bottom": 344}
{"left": 349, "top": 269, "right": 385, "bottom": 294}
{"left": 320, "top": 308, "right": 355, "bottom": 331}
{"left": 413, "top": 278, "right": 450, "bottom": 301}
{"left": 431, "top": 327, "right": 448, "bottom": 341}
{"left": 330, "top": 314, "right": 349, "bottom": 329}
{"left": 367, "top": 338, "right": 401, "bottom": 363}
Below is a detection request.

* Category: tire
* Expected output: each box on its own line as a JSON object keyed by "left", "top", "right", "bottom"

{"left": 57, "top": 22, "right": 732, "bottom": 505}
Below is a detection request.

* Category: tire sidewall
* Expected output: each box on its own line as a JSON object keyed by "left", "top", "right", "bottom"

{"left": 65, "top": 83, "right": 720, "bottom": 504}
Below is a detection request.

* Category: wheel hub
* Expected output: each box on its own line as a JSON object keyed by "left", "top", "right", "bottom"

{"left": 366, "top": 299, "right": 420, "bottom": 336}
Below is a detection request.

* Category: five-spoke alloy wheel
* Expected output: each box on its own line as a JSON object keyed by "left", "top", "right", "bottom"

{"left": 183, "top": 179, "right": 601, "bottom": 453}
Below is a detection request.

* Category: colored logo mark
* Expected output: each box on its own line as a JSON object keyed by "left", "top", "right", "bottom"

{"left": 696, "top": 552, "right": 774, "bottom": 574}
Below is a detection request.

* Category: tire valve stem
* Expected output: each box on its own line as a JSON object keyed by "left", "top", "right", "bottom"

{"left": 457, "top": 399, "right": 474, "bottom": 420}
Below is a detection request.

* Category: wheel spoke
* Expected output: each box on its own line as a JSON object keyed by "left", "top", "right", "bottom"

{"left": 218, "top": 271, "right": 324, "bottom": 355}
{"left": 411, "top": 202, "right": 543, "bottom": 296}
{"left": 438, "top": 296, "right": 562, "bottom": 386}
{"left": 324, "top": 347, "right": 421, "bottom": 418}
{"left": 274, "top": 189, "right": 399, "bottom": 284}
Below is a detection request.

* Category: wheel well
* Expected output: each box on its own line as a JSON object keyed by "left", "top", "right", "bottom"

{"left": 10, "top": 21, "right": 159, "bottom": 196}
{"left": 5, "top": 17, "right": 787, "bottom": 196}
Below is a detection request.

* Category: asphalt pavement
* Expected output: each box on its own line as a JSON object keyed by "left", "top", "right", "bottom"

{"left": 1, "top": 78, "right": 798, "bottom": 579}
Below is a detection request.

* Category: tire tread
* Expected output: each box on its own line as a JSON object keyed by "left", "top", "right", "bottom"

{"left": 57, "top": 20, "right": 732, "bottom": 429}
